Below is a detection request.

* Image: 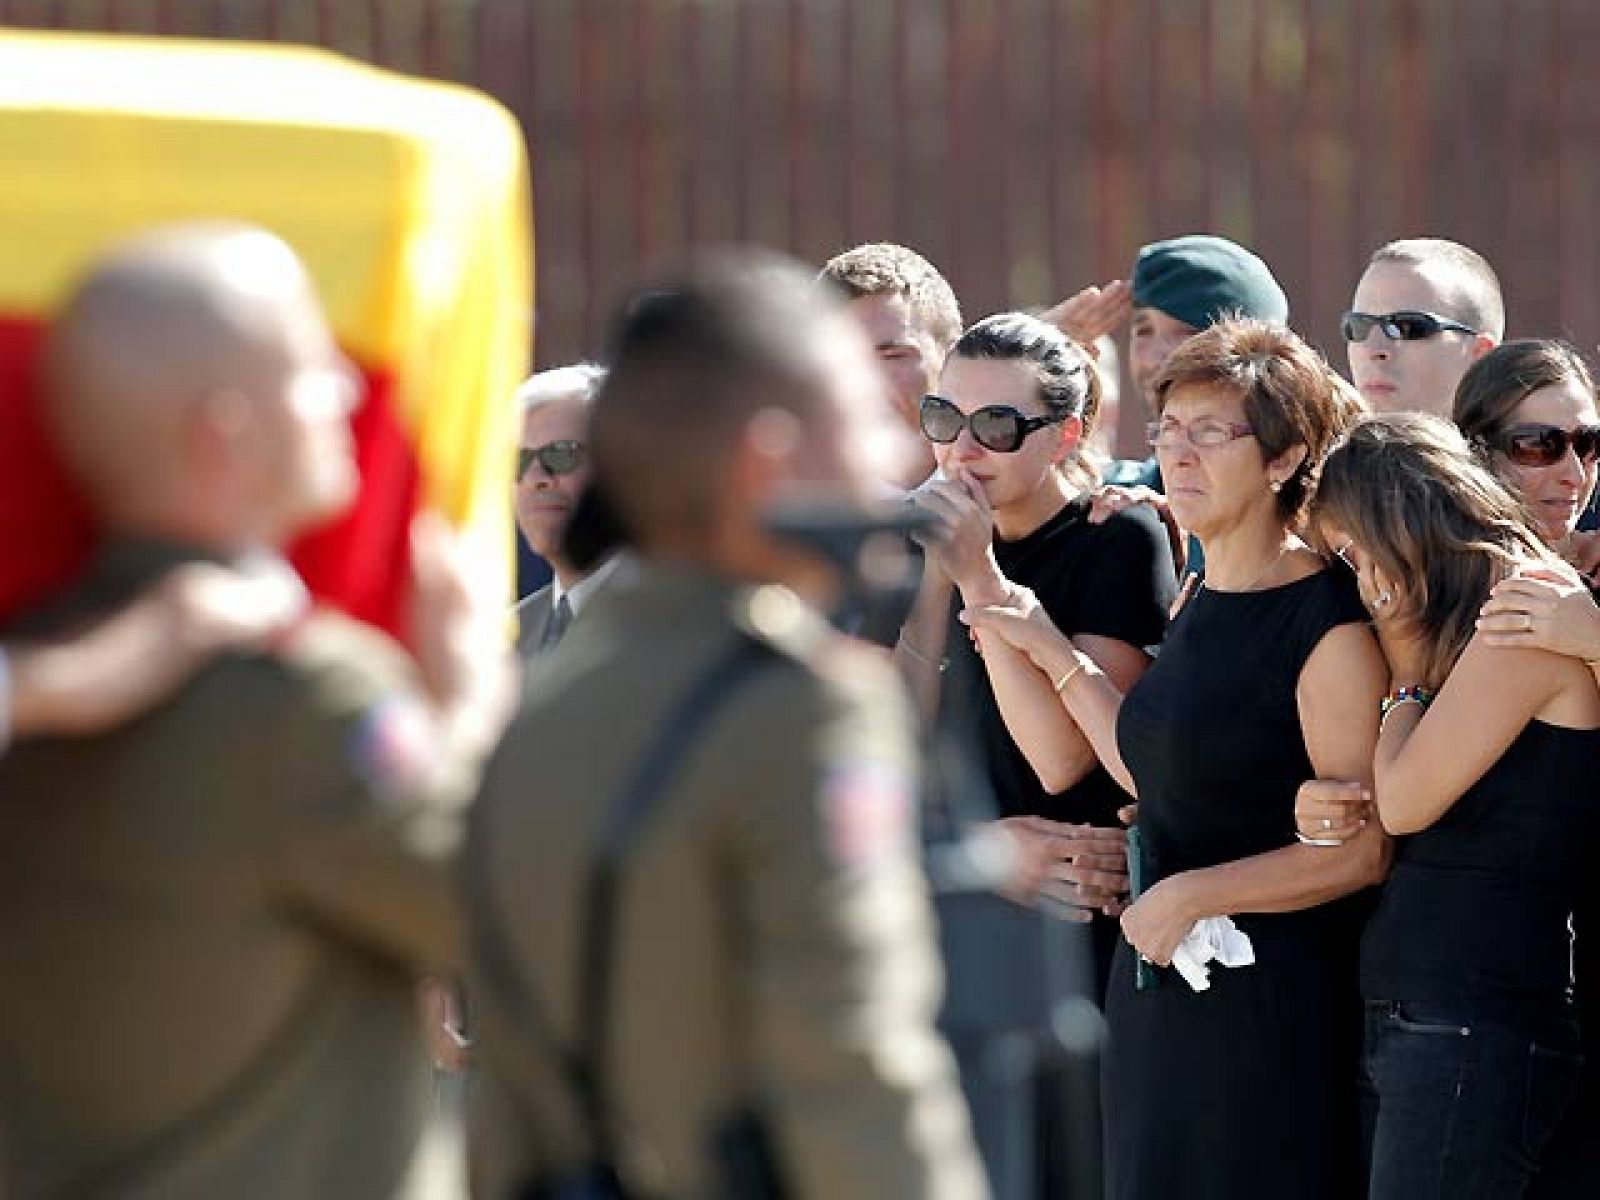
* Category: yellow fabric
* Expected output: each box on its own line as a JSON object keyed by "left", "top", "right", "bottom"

{"left": 0, "top": 28, "right": 533, "bottom": 536}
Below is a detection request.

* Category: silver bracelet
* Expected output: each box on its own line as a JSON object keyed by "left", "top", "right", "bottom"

{"left": 1294, "top": 831, "right": 1343, "bottom": 848}
{"left": 898, "top": 639, "right": 946, "bottom": 673}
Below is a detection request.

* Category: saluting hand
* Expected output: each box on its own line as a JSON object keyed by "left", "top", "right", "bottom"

{"left": 1039, "top": 279, "right": 1132, "bottom": 349}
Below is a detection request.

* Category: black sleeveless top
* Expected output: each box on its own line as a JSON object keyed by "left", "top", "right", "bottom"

{"left": 1362, "top": 718, "right": 1600, "bottom": 1026}
{"left": 1117, "top": 567, "right": 1369, "bottom": 883}
{"left": 942, "top": 496, "right": 1175, "bottom": 827}
{"left": 1104, "top": 567, "right": 1373, "bottom": 1200}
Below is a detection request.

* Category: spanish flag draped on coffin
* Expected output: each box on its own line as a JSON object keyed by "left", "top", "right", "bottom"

{"left": 0, "top": 30, "right": 533, "bottom": 636}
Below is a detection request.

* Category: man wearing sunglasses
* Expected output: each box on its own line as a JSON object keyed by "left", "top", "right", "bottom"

{"left": 1344, "top": 237, "right": 1503, "bottom": 417}
{"left": 512, "top": 363, "right": 621, "bottom": 655}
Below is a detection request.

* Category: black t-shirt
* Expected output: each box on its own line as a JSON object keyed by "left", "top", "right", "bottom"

{"left": 940, "top": 496, "right": 1177, "bottom": 827}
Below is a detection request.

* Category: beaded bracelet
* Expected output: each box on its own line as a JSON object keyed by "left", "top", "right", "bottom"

{"left": 1379, "top": 683, "right": 1435, "bottom": 721}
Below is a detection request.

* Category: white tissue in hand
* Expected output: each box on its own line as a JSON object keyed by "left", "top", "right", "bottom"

{"left": 1170, "top": 916, "right": 1255, "bottom": 992}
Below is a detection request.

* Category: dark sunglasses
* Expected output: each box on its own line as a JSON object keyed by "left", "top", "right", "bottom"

{"left": 517, "top": 439, "right": 587, "bottom": 480}
{"left": 919, "top": 394, "right": 1067, "bottom": 453}
{"left": 1495, "top": 423, "right": 1600, "bottom": 468}
{"left": 1340, "top": 310, "right": 1477, "bottom": 343}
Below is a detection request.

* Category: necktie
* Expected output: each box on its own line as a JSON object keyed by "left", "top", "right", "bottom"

{"left": 540, "top": 594, "right": 573, "bottom": 651}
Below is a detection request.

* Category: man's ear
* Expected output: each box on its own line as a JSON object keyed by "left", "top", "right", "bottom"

{"left": 726, "top": 407, "right": 800, "bottom": 511}
{"left": 183, "top": 387, "right": 252, "bottom": 478}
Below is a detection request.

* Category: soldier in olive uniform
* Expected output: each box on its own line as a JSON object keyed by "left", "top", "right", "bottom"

{"left": 0, "top": 224, "right": 496, "bottom": 1199}
{"left": 466, "top": 252, "right": 987, "bottom": 1199}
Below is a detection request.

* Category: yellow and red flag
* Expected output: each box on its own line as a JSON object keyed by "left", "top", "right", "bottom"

{"left": 0, "top": 30, "right": 533, "bottom": 638}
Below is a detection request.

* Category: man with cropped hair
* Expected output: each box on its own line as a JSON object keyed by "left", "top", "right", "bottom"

{"left": 820, "top": 242, "right": 965, "bottom": 489}
{"left": 1344, "top": 237, "right": 1504, "bottom": 417}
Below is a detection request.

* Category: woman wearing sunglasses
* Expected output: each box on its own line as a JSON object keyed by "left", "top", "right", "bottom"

{"left": 1454, "top": 339, "right": 1600, "bottom": 580}
{"left": 902, "top": 313, "right": 1175, "bottom": 943}
{"left": 1303, "top": 413, "right": 1600, "bottom": 1199}
{"left": 961, "top": 319, "right": 1387, "bottom": 1200}
{"left": 1453, "top": 340, "right": 1600, "bottom": 1197}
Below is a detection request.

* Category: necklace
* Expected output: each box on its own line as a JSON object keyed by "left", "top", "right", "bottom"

{"left": 1202, "top": 540, "right": 1294, "bottom": 594}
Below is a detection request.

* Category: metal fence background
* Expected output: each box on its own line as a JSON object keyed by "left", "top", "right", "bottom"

{"left": 5, "top": 0, "right": 1597, "bottom": 453}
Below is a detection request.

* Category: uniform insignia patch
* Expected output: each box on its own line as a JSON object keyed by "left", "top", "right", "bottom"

{"left": 821, "top": 761, "right": 912, "bottom": 871}
{"left": 347, "top": 698, "right": 435, "bottom": 796}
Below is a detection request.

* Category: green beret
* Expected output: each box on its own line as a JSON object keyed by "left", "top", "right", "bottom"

{"left": 1131, "top": 235, "right": 1289, "bottom": 330}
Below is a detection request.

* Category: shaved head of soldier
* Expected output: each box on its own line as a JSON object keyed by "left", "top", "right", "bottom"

{"left": 45, "top": 223, "right": 359, "bottom": 551}
{"left": 591, "top": 249, "right": 908, "bottom": 595}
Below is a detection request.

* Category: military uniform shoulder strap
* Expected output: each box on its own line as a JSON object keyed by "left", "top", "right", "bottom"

{"left": 467, "top": 632, "right": 781, "bottom": 1187}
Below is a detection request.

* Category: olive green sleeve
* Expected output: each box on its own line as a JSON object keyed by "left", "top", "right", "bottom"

{"left": 722, "top": 662, "right": 988, "bottom": 1200}
{"left": 262, "top": 624, "right": 473, "bottom": 974}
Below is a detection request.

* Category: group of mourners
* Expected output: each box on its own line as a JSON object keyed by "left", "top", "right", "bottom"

{"left": 819, "top": 233, "right": 1600, "bottom": 1198}
{"left": 6, "top": 219, "right": 1597, "bottom": 1200}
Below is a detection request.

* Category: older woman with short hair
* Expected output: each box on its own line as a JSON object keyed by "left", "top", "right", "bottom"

{"left": 964, "top": 318, "right": 1388, "bottom": 1199}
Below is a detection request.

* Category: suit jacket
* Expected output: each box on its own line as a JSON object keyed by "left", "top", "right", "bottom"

{"left": 467, "top": 563, "right": 987, "bottom": 1200}
{"left": 512, "top": 583, "right": 556, "bottom": 657}
{"left": 0, "top": 540, "right": 472, "bottom": 1200}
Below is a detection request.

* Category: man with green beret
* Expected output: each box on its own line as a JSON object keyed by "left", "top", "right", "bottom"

{"left": 1105, "top": 233, "right": 1290, "bottom": 489}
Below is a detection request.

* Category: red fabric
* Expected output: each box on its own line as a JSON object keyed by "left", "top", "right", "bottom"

{"left": 0, "top": 311, "right": 418, "bottom": 640}
{"left": 0, "top": 314, "right": 96, "bottom": 620}
{"left": 287, "top": 368, "right": 417, "bottom": 641}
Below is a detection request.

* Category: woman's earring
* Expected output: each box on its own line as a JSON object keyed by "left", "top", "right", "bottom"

{"left": 1269, "top": 479, "right": 1283, "bottom": 494}
{"left": 1377, "top": 591, "right": 1393, "bottom": 608}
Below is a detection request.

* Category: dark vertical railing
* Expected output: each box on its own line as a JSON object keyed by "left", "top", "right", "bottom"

{"left": 2, "top": 0, "right": 1595, "bottom": 398}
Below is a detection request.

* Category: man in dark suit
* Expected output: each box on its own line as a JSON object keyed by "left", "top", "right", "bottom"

{"left": 510, "top": 363, "right": 619, "bottom": 656}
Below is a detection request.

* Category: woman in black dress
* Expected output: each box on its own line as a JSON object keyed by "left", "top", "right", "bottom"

{"left": 902, "top": 312, "right": 1176, "bottom": 941}
{"left": 1307, "top": 413, "right": 1600, "bottom": 1198}
{"left": 899, "top": 312, "right": 1176, "bottom": 1197}
{"left": 965, "top": 318, "right": 1389, "bottom": 1199}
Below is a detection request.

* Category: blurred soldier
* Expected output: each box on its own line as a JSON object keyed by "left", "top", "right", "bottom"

{"left": 0, "top": 223, "right": 499, "bottom": 1199}
{"left": 511, "top": 363, "right": 616, "bottom": 656}
{"left": 467, "top": 251, "right": 987, "bottom": 1199}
